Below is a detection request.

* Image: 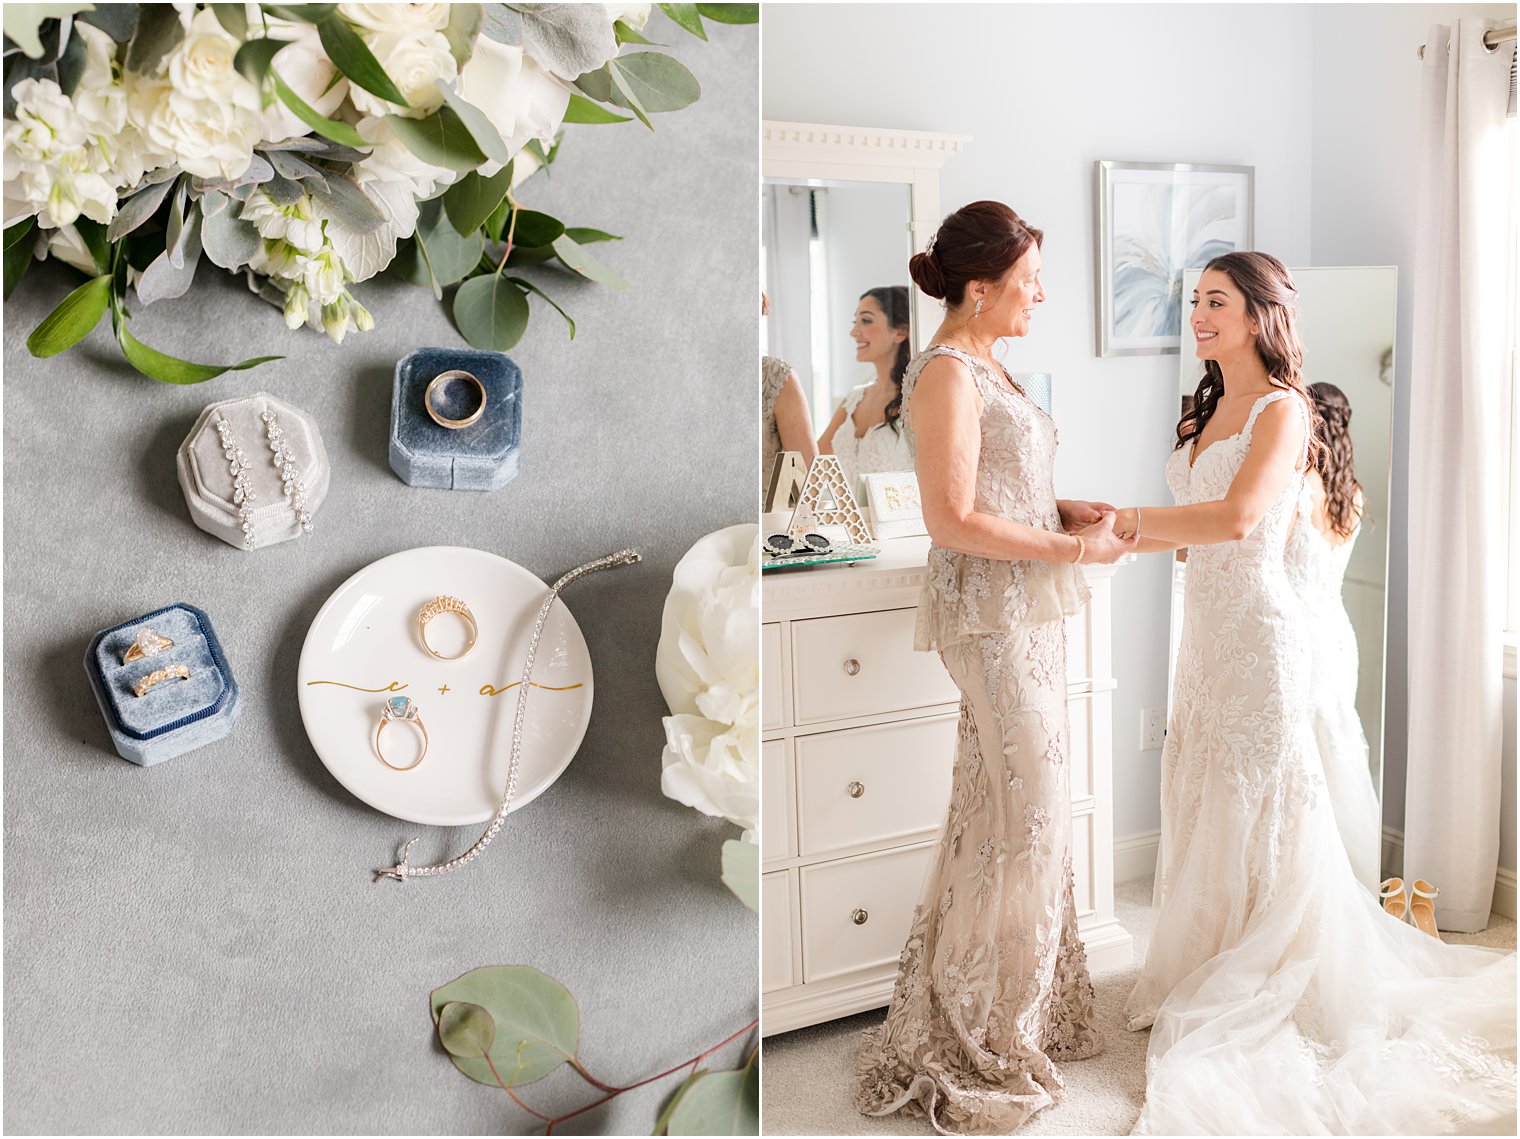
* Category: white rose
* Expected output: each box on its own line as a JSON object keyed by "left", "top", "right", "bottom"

{"left": 458, "top": 36, "right": 572, "bottom": 158}
{"left": 257, "top": 22, "right": 349, "bottom": 143}
{"left": 351, "top": 115, "right": 456, "bottom": 200}
{"left": 655, "top": 525, "right": 761, "bottom": 834}
{"left": 604, "top": 4, "right": 652, "bottom": 31}
{"left": 141, "top": 87, "right": 259, "bottom": 181}
{"left": 337, "top": 3, "right": 450, "bottom": 34}
{"left": 349, "top": 31, "right": 455, "bottom": 119}
{"left": 167, "top": 9, "right": 258, "bottom": 107}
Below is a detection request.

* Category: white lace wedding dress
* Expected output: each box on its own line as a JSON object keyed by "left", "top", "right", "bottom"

{"left": 832, "top": 381, "right": 915, "bottom": 493}
{"left": 1126, "top": 390, "right": 1516, "bottom": 1135}
{"left": 1283, "top": 487, "right": 1382, "bottom": 892}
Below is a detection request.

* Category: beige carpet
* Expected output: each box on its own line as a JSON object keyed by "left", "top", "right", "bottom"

{"left": 760, "top": 877, "right": 1517, "bottom": 1136}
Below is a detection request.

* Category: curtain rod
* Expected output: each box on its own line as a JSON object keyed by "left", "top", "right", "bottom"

{"left": 1418, "top": 23, "right": 1516, "bottom": 59}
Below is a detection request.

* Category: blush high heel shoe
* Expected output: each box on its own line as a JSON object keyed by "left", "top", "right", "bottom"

{"left": 1410, "top": 879, "right": 1440, "bottom": 937}
{"left": 1379, "top": 877, "right": 1409, "bottom": 923}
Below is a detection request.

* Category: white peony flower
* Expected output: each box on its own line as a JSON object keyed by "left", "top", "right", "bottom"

{"left": 337, "top": 3, "right": 450, "bottom": 34}
{"left": 349, "top": 31, "right": 455, "bottom": 119}
{"left": 256, "top": 21, "right": 349, "bottom": 143}
{"left": 655, "top": 525, "right": 761, "bottom": 836}
{"left": 168, "top": 10, "right": 251, "bottom": 103}
{"left": 604, "top": 3, "right": 652, "bottom": 31}
{"left": 458, "top": 36, "right": 573, "bottom": 159}
{"left": 139, "top": 87, "right": 259, "bottom": 180}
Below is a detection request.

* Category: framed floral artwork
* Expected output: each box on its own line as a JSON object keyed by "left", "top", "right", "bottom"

{"left": 1094, "top": 160, "right": 1254, "bottom": 357}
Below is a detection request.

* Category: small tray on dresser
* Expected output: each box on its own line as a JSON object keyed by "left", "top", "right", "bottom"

{"left": 761, "top": 545, "right": 879, "bottom": 572}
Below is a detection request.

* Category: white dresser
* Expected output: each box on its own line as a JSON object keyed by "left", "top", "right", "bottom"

{"left": 761, "top": 537, "right": 1130, "bottom": 1036}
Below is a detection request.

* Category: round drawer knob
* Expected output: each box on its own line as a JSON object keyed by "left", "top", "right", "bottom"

{"left": 842, "top": 658, "right": 861, "bottom": 676}
{"left": 847, "top": 781, "right": 865, "bottom": 798}
{"left": 851, "top": 908, "right": 869, "bottom": 925}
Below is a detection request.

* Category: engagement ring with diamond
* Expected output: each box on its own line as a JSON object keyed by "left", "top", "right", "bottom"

{"left": 418, "top": 595, "right": 478, "bottom": 661}
{"left": 122, "top": 627, "right": 175, "bottom": 665}
{"left": 375, "top": 695, "right": 429, "bottom": 771}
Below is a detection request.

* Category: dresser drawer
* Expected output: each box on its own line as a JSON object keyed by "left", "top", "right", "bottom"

{"left": 762, "top": 622, "right": 785, "bottom": 731}
{"left": 795, "top": 715, "right": 955, "bottom": 857}
{"left": 761, "top": 739, "right": 793, "bottom": 860}
{"left": 791, "top": 609, "right": 959, "bottom": 725}
{"left": 762, "top": 870, "right": 797, "bottom": 993}
{"left": 800, "top": 843, "right": 934, "bottom": 984}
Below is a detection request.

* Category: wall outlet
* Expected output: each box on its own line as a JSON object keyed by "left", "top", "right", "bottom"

{"left": 1140, "top": 707, "right": 1167, "bottom": 751}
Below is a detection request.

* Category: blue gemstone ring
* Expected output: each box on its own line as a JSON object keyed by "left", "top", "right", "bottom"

{"left": 375, "top": 695, "right": 429, "bottom": 771}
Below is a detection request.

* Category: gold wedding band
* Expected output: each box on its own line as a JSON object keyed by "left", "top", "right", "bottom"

{"left": 134, "top": 663, "right": 190, "bottom": 697}
{"left": 418, "top": 595, "right": 478, "bottom": 661}
{"left": 123, "top": 626, "right": 175, "bottom": 664}
{"left": 425, "top": 370, "right": 487, "bottom": 429}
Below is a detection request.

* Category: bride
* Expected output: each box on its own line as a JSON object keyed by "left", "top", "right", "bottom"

{"left": 1112, "top": 252, "right": 1515, "bottom": 1134}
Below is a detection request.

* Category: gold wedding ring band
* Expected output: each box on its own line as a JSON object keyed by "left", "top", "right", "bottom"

{"left": 425, "top": 370, "right": 487, "bottom": 429}
{"left": 134, "top": 663, "right": 190, "bottom": 697}
{"left": 418, "top": 595, "right": 478, "bottom": 661}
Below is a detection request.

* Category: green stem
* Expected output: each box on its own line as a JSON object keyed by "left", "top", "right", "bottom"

{"left": 493, "top": 195, "right": 519, "bottom": 277}
{"left": 483, "top": 1051, "right": 552, "bottom": 1124}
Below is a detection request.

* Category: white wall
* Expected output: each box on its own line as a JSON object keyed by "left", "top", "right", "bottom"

{"left": 763, "top": 1, "right": 1516, "bottom": 871}
{"left": 1307, "top": 2, "right": 1516, "bottom": 876}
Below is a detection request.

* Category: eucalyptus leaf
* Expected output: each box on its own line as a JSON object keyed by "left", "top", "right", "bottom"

{"left": 125, "top": 5, "right": 184, "bottom": 74}
{"left": 433, "top": 81, "right": 510, "bottom": 165}
{"left": 2, "top": 4, "right": 90, "bottom": 59}
{"left": 657, "top": 4, "right": 707, "bottom": 40}
{"left": 116, "top": 319, "right": 281, "bottom": 384}
{"left": 429, "top": 965, "right": 579, "bottom": 1088}
{"left": 453, "top": 266, "right": 529, "bottom": 351}
{"left": 696, "top": 3, "right": 757, "bottom": 23}
{"left": 667, "top": 1069, "right": 758, "bottom": 1136}
{"left": 483, "top": 194, "right": 512, "bottom": 242}
{"left": 442, "top": 2, "right": 482, "bottom": 65}
{"left": 479, "top": 4, "right": 522, "bottom": 45}
{"left": 654, "top": 1068, "right": 705, "bottom": 1136}
{"left": 509, "top": 276, "right": 573, "bottom": 339}
{"left": 201, "top": 204, "right": 260, "bottom": 270}
{"left": 25, "top": 273, "right": 111, "bottom": 358}
{"left": 613, "top": 19, "right": 656, "bottom": 46}
{"left": 78, "top": 3, "right": 137, "bottom": 41}
{"left": 416, "top": 205, "right": 483, "bottom": 289}
{"left": 264, "top": 148, "right": 328, "bottom": 186}
{"left": 437, "top": 1002, "right": 496, "bottom": 1060}
{"left": 720, "top": 839, "right": 758, "bottom": 913}
{"left": 565, "top": 226, "right": 620, "bottom": 244}
{"left": 610, "top": 52, "right": 701, "bottom": 114}
{"left": 505, "top": 209, "right": 560, "bottom": 248}
{"left": 605, "top": 63, "right": 652, "bottom": 128}
{"left": 307, "top": 174, "right": 383, "bottom": 233}
{"left": 210, "top": 3, "right": 247, "bottom": 39}
{"left": 271, "top": 70, "right": 367, "bottom": 148}
{"left": 563, "top": 92, "right": 631, "bottom": 125}
{"left": 317, "top": 14, "right": 409, "bottom": 107}
{"left": 551, "top": 233, "right": 628, "bottom": 289}
{"left": 3, "top": 218, "right": 37, "bottom": 302}
{"left": 442, "top": 167, "right": 513, "bottom": 236}
{"left": 518, "top": 3, "right": 617, "bottom": 81}
{"left": 107, "top": 175, "right": 176, "bottom": 239}
{"left": 136, "top": 215, "right": 202, "bottom": 305}
{"left": 234, "top": 36, "right": 290, "bottom": 83}
{"left": 385, "top": 107, "right": 486, "bottom": 172}
{"left": 389, "top": 237, "right": 438, "bottom": 298}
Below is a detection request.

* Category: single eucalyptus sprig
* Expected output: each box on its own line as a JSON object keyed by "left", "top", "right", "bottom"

{"left": 433, "top": 965, "right": 759, "bottom": 1135}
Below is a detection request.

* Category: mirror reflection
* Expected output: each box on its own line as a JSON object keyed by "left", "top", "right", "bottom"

{"left": 1174, "top": 265, "right": 1397, "bottom": 888}
{"left": 761, "top": 179, "right": 915, "bottom": 474}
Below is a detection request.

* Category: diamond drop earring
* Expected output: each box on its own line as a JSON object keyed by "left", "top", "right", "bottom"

{"left": 216, "top": 414, "right": 257, "bottom": 550}
{"left": 263, "top": 409, "right": 313, "bottom": 535}
{"left": 974, "top": 298, "right": 984, "bottom": 318}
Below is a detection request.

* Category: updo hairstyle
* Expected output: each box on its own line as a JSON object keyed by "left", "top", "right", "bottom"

{"left": 908, "top": 201, "right": 1044, "bottom": 307}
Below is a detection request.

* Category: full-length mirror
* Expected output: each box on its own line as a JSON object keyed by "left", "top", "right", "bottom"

{"left": 1174, "top": 265, "right": 1397, "bottom": 885}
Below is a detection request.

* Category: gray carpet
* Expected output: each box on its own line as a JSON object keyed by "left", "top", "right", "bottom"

{"left": 760, "top": 877, "right": 1517, "bottom": 1136}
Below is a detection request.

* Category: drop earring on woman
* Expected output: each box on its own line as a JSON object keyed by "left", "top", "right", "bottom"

{"left": 974, "top": 298, "right": 984, "bottom": 317}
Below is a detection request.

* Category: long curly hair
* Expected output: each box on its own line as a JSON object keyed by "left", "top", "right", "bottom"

{"left": 862, "top": 285, "right": 911, "bottom": 435}
{"left": 1308, "top": 382, "right": 1366, "bottom": 538}
{"left": 1174, "top": 252, "right": 1326, "bottom": 472}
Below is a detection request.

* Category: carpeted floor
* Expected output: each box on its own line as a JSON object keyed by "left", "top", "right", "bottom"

{"left": 759, "top": 877, "right": 1517, "bottom": 1136}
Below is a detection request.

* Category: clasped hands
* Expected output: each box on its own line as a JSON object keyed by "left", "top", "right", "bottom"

{"left": 1057, "top": 500, "right": 1140, "bottom": 563}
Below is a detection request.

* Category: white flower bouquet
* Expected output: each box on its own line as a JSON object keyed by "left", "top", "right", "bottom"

{"left": 3, "top": 2, "right": 755, "bottom": 381}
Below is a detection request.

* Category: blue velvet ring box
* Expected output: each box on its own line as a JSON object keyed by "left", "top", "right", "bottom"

{"left": 390, "top": 348, "right": 523, "bottom": 491}
{"left": 84, "top": 603, "right": 241, "bottom": 766}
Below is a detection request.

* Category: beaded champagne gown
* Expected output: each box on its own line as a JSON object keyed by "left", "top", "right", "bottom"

{"left": 1282, "top": 486, "right": 1382, "bottom": 891}
{"left": 855, "top": 346, "right": 1102, "bottom": 1135}
{"left": 1126, "top": 391, "right": 1515, "bottom": 1135}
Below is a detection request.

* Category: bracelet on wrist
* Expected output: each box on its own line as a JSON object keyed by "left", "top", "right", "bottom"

{"left": 1071, "top": 534, "right": 1086, "bottom": 565}
{"left": 1134, "top": 506, "right": 1142, "bottom": 540}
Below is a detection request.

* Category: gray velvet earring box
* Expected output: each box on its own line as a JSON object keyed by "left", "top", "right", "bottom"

{"left": 84, "top": 603, "right": 241, "bottom": 766}
{"left": 390, "top": 348, "right": 523, "bottom": 491}
{"left": 177, "top": 392, "right": 330, "bottom": 550}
